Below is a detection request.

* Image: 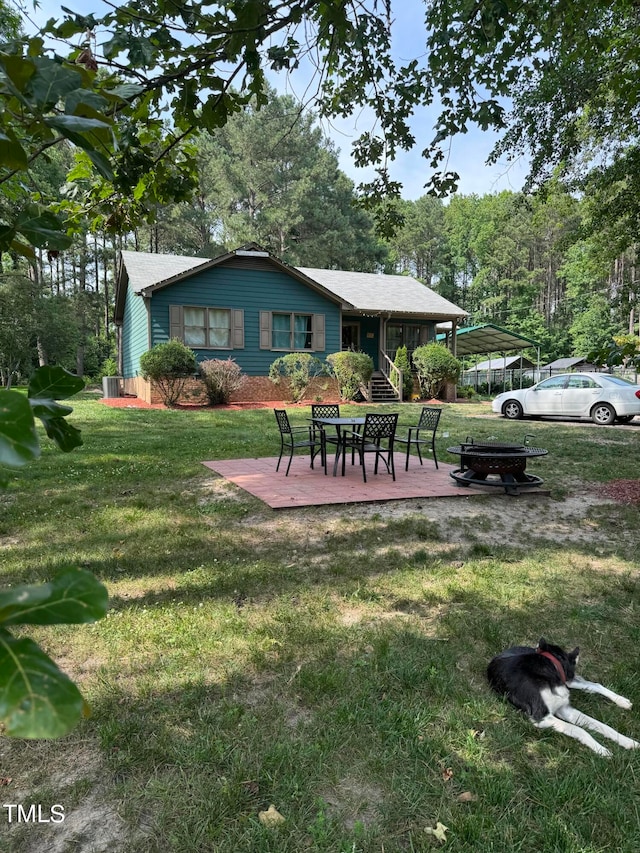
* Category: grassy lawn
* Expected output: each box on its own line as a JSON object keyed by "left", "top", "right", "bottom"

{"left": 1, "top": 396, "right": 639, "bottom": 852}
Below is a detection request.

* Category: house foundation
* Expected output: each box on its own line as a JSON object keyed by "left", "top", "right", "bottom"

{"left": 122, "top": 375, "right": 341, "bottom": 405}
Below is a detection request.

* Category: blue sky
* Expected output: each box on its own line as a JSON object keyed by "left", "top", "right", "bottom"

{"left": 294, "top": 2, "right": 530, "bottom": 199}
{"left": 26, "top": 0, "right": 529, "bottom": 199}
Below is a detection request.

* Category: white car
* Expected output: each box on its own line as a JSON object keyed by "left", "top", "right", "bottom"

{"left": 492, "top": 372, "right": 640, "bottom": 425}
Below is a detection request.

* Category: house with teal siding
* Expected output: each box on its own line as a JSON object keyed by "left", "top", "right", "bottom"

{"left": 114, "top": 244, "right": 467, "bottom": 403}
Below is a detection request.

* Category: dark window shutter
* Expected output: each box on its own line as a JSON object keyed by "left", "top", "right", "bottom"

{"left": 259, "top": 311, "right": 271, "bottom": 349}
{"left": 312, "top": 314, "right": 325, "bottom": 352}
{"left": 232, "top": 309, "right": 244, "bottom": 348}
{"left": 169, "top": 305, "right": 183, "bottom": 340}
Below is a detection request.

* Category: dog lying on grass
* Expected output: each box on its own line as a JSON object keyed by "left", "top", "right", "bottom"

{"left": 487, "top": 638, "right": 640, "bottom": 757}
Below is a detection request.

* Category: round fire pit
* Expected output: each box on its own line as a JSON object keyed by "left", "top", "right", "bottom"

{"left": 446, "top": 439, "right": 548, "bottom": 494}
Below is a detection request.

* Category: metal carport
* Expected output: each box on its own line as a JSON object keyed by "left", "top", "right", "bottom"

{"left": 437, "top": 323, "right": 541, "bottom": 392}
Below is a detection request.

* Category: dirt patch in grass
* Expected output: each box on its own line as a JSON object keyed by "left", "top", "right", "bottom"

{"left": 0, "top": 737, "right": 133, "bottom": 853}
{"left": 322, "top": 776, "right": 385, "bottom": 830}
{"left": 240, "top": 488, "right": 625, "bottom": 551}
{"left": 198, "top": 475, "right": 248, "bottom": 503}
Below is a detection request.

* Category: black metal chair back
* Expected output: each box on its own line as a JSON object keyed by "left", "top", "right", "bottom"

{"left": 274, "top": 408, "right": 293, "bottom": 435}
{"left": 274, "top": 409, "right": 321, "bottom": 476}
{"left": 345, "top": 412, "right": 398, "bottom": 482}
{"left": 362, "top": 412, "right": 398, "bottom": 442}
{"left": 396, "top": 406, "right": 441, "bottom": 470}
{"left": 417, "top": 406, "right": 441, "bottom": 433}
{"left": 310, "top": 404, "right": 342, "bottom": 469}
{"left": 311, "top": 403, "right": 340, "bottom": 419}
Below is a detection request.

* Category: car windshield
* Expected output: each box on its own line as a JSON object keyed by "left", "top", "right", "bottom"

{"left": 598, "top": 375, "right": 637, "bottom": 387}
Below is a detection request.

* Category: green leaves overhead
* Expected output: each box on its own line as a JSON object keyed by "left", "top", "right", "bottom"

{"left": 0, "top": 631, "right": 88, "bottom": 739}
{"left": 0, "top": 569, "right": 109, "bottom": 628}
{"left": 28, "top": 364, "right": 85, "bottom": 400}
{"left": 0, "top": 391, "right": 40, "bottom": 468}
{"left": 0, "top": 366, "right": 83, "bottom": 478}
{"left": 2, "top": 1, "right": 425, "bottom": 245}
{"left": 12, "top": 208, "right": 74, "bottom": 251}
{"left": 0, "top": 567, "right": 111, "bottom": 737}
{"left": 2, "top": 0, "right": 640, "bottom": 248}
{"left": 0, "top": 41, "right": 118, "bottom": 252}
{"left": 0, "top": 371, "right": 107, "bottom": 739}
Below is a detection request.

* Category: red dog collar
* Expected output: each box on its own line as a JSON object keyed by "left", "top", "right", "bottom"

{"left": 537, "top": 649, "right": 566, "bottom": 683}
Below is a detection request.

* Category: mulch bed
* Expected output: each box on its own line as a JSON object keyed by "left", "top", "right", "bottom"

{"left": 100, "top": 396, "right": 166, "bottom": 409}
{"left": 99, "top": 397, "right": 342, "bottom": 411}
{"left": 99, "top": 396, "right": 448, "bottom": 411}
{"left": 598, "top": 479, "right": 640, "bottom": 505}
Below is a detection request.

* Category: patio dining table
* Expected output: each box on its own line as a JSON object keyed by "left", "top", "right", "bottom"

{"left": 310, "top": 416, "right": 366, "bottom": 476}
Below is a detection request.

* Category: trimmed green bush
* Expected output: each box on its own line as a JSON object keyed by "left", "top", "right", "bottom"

{"left": 140, "top": 339, "right": 197, "bottom": 406}
{"left": 269, "top": 353, "right": 327, "bottom": 402}
{"left": 412, "top": 343, "right": 461, "bottom": 399}
{"left": 326, "top": 351, "right": 374, "bottom": 400}
{"left": 393, "top": 345, "right": 414, "bottom": 401}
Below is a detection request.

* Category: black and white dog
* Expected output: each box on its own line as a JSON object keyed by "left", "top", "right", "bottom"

{"left": 487, "top": 638, "right": 640, "bottom": 757}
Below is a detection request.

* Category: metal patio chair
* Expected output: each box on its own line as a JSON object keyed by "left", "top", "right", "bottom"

{"left": 342, "top": 412, "right": 399, "bottom": 482}
{"left": 274, "top": 409, "right": 322, "bottom": 476}
{"left": 311, "top": 403, "right": 344, "bottom": 472}
{"left": 310, "top": 403, "right": 340, "bottom": 450}
{"left": 395, "top": 406, "right": 441, "bottom": 471}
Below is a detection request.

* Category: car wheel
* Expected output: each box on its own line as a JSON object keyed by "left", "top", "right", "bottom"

{"left": 616, "top": 415, "right": 635, "bottom": 424}
{"left": 503, "top": 399, "right": 523, "bottom": 420}
{"left": 591, "top": 403, "right": 616, "bottom": 425}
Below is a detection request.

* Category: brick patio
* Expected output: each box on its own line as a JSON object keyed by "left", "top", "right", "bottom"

{"left": 202, "top": 453, "right": 480, "bottom": 509}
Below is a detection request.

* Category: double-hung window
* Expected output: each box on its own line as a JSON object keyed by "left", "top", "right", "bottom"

{"left": 184, "top": 307, "right": 230, "bottom": 347}
{"left": 170, "top": 306, "right": 244, "bottom": 349}
{"left": 260, "top": 311, "right": 325, "bottom": 352}
{"left": 271, "top": 313, "right": 313, "bottom": 350}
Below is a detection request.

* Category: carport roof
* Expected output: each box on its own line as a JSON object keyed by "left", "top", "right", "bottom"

{"left": 437, "top": 323, "right": 540, "bottom": 357}
{"left": 544, "top": 356, "right": 594, "bottom": 369}
{"left": 464, "top": 354, "right": 537, "bottom": 372}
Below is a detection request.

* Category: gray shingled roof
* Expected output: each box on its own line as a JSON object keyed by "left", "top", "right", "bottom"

{"left": 118, "top": 249, "right": 467, "bottom": 319}
{"left": 297, "top": 267, "right": 466, "bottom": 318}
{"left": 120, "top": 250, "right": 211, "bottom": 293}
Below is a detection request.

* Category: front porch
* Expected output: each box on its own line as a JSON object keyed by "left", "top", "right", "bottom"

{"left": 341, "top": 314, "right": 446, "bottom": 403}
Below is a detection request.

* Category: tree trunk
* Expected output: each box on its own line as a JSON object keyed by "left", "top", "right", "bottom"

{"left": 36, "top": 337, "right": 48, "bottom": 367}
{"left": 76, "top": 343, "right": 85, "bottom": 377}
{"left": 103, "top": 234, "right": 111, "bottom": 335}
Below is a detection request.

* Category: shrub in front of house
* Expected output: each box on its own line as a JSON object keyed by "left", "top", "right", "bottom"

{"left": 412, "top": 343, "right": 461, "bottom": 399}
{"left": 268, "top": 353, "right": 327, "bottom": 402}
{"left": 393, "top": 345, "right": 414, "bottom": 401}
{"left": 326, "top": 351, "right": 374, "bottom": 400}
{"left": 199, "top": 357, "right": 247, "bottom": 405}
{"left": 140, "top": 339, "right": 197, "bottom": 406}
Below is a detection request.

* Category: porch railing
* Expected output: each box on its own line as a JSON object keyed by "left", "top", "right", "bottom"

{"left": 378, "top": 349, "right": 403, "bottom": 402}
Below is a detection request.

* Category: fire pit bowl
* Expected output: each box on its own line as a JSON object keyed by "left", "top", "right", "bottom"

{"left": 447, "top": 438, "right": 548, "bottom": 494}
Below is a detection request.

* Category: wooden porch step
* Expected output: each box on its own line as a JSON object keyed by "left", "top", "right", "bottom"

{"left": 370, "top": 371, "right": 400, "bottom": 402}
